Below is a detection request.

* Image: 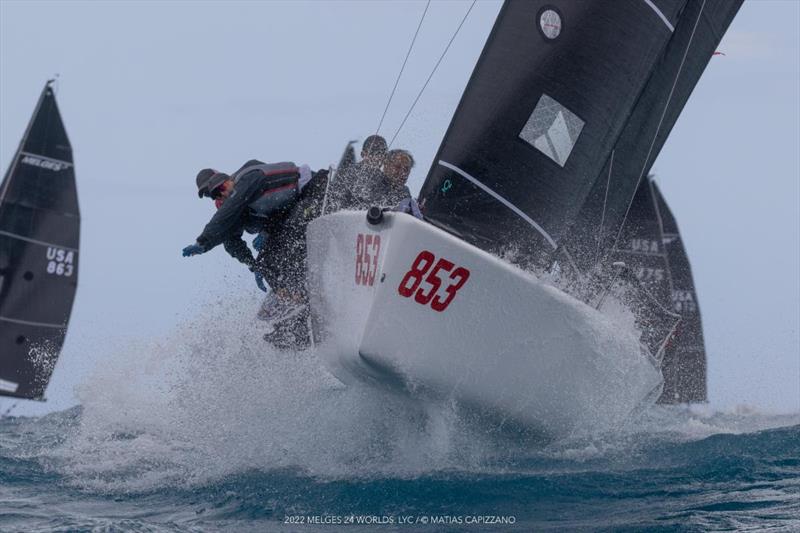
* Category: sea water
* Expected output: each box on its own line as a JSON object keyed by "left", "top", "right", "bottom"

{"left": 1, "top": 304, "right": 798, "bottom": 532}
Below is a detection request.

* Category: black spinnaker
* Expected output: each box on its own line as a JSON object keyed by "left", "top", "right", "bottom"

{"left": 0, "top": 81, "right": 80, "bottom": 400}
{"left": 417, "top": 0, "right": 742, "bottom": 274}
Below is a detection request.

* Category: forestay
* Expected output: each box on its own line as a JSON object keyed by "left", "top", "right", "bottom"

{"left": 0, "top": 82, "right": 80, "bottom": 400}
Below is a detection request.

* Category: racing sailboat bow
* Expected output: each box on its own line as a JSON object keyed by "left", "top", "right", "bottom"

{"left": 0, "top": 81, "right": 80, "bottom": 400}
{"left": 306, "top": 0, "right": 740, "bottom": 435}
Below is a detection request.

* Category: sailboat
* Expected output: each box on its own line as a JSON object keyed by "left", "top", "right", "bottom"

{"left": 306, "top": 0, "right": 740, "bottom": 436}
{"left": 0, "top": 81, "right": 80, "bottom": 402}
{"left": 610, "top": 175, "right": 707, "bottom": 404}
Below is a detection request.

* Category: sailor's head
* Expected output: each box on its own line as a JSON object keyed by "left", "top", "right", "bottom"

{"left": 384, "top": 149, "right": 414, "bottom": 185}
{"left": 361, "top": 135, "right": 387, "bottom": 167}
{"left": 196, "top": 168, "right": 233, "bottom": 205}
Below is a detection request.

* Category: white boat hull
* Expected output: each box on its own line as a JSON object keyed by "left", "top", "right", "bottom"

{"left": 306, "top": 211, "right": 663, "bottom": 437}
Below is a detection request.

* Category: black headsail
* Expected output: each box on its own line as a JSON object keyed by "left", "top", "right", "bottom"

{"left": 0, "top": 82, "right": 80, "bottom": 400}
{"left": 418, "top": 0, "right": 742, "bottom": 273}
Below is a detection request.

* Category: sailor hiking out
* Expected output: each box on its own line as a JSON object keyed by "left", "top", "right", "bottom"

{"left": 183, "top": 160, "right": 330, "bottom": 348}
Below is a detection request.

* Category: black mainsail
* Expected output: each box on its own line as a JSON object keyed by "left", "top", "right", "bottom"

{"left": 0, "top": 82, "right": 80, "bottom": 400}
{"left": 609, "top": 176, "right": 706, "bottom": 402}
{"left": 569, "top": 0, "right": 742, "bottom": 269}
{"left": 418, "top": 0, "right": 742, "bottom": 272}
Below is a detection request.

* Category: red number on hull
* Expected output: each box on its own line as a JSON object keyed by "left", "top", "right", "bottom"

{"left": 398, "top": 251, "right": 470, "bottom": 312}
{"left": 398, "top": 250, "right": 435, "bottom": 297}
{"left": 355, "top": 233, "right": 381, "bottom": 287}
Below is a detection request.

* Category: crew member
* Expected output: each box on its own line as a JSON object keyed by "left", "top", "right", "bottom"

{"left": 183, "top": 160, "right": 321, "bottom": 285}
{"left": 383, "top": 149, "right": 422, "bottom": 218}
{"left": 328, "top": 135, "right": 390, "bottom": 211}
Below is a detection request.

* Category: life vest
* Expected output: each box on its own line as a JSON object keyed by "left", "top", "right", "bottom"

{"left": 232, "top": 162, "right": 300, "bottom": 219}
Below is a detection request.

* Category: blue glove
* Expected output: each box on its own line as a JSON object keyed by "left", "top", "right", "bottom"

{"left": 182, "top": 243, "right": 206, "bottom": 257}
{"left": 254, "top": 271, "right": 268, "bottom": 292}
{"left": 253, "top": 233, "right": 267, "bottom": 251}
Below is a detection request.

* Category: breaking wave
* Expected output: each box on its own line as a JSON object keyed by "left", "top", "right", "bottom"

{"left": 1, "top": 297, "right": 798, "bottom": 530}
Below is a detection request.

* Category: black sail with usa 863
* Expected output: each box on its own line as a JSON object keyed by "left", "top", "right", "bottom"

{"left": 0, "top": 82, "right": 80, "bottom": 400}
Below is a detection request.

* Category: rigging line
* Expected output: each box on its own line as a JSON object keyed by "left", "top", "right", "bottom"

{"left": 594, "top": 150, "right": 615, "bottom": 268}
{"left": 388, "top": 0, "right": 477, "bottom": 149}
{"left": 375, "top": 0, "right": 431, "bottom": 137}
{"left": 610, "top": 0, "right": 707, "bottom": 254}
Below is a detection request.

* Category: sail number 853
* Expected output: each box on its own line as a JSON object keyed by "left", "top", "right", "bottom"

{"left": 397, "top": 250, "right": 470, "bottom": 312}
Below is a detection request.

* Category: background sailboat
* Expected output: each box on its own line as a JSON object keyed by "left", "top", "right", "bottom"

{"left": 0, "top": 81, "right": 80, "bottom": 401}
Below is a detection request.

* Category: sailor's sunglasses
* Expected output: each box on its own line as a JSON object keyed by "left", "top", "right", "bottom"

{"left": 205, "top": 184, "right": 225, "bottom": 199}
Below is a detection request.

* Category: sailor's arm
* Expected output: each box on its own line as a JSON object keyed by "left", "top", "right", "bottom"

{"left": 195, "top": 176, "right": 259, "bottom": 251}
{"left": 222, "top": 233, "right": 256, "bottom": 269}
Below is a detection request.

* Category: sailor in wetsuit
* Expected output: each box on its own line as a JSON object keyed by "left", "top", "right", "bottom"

{"left": 383, "top": 149, "right": 422, "bottom": 218}
{"left": 328, "top": 135, "right": 390, "bottom": 212}
{"left": 183, "top": 161, "right": 329, "bottom": 349}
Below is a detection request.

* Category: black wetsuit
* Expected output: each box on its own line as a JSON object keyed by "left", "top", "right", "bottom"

{"left": 256, "top": 169, "right": 330, "bottom": 299}
{"left": 195, "top": 159, "right": 294, "bottom": 268}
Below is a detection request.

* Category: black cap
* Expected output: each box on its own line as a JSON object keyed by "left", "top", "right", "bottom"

{"left": 196, "top": 168, "right": 230, "bottom": 198}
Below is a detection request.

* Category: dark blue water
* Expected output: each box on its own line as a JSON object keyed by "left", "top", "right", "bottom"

{"left": 1, "top": 314, "right": 797, "bottom": 532}
{"left": 2, "top": 404, "right": 798, "bottom": 532}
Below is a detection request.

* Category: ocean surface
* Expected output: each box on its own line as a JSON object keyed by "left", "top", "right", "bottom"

{"left": 1, "top": 311, "right": 798, "bottom": 532}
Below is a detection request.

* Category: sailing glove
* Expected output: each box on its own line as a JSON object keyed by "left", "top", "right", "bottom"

{"left": 252, "top": 233, "right": 267, "bottom": 251}
{"left": 254, "top": 271, "right": 268, "bottom": 292}
{"left": 182, "top": 242, "right": 206, "bottom": 257}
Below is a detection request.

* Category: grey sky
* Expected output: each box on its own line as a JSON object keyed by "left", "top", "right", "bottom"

{"left": 1, "top": 0, "right": 798, "bottom": 416}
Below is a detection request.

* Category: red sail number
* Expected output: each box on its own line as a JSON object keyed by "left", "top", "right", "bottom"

{"left": 398, "top": 250, "right": 470, "bottom": 312}
{"left": 355, "top": 233, "right": 381, "bottom": 286}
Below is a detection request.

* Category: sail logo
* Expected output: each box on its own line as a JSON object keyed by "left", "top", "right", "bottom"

{"left": 519, "top": 94, "right": 584, "bottom": 167}
{"left": 538, "top": 9, "right": 562, "bottom": 40}
{"left": 45, "top": 247, "right": 75, "bottom": 277}
{"left": 21, "top": 154, "right": 69, "bottom": 172}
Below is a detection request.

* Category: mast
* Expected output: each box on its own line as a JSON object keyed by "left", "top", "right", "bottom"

{"left": 0, "top": 81, "right": 80, "bottom": 400}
